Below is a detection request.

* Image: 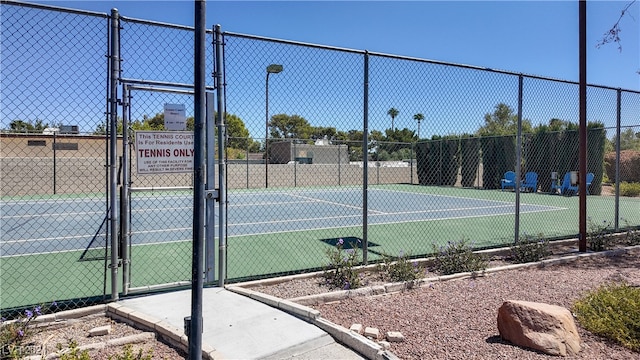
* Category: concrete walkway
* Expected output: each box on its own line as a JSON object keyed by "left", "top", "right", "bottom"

{"left": 113, "top": 287, "right": 369, "bottom": 359}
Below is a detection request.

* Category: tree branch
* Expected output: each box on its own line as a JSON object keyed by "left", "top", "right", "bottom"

{"left": 597, "top": 0, "right": 637, "bottom": 52}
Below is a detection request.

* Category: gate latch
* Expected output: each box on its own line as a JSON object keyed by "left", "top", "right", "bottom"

{"left": 205, "top": 189, "right": 219, "bottom": 202}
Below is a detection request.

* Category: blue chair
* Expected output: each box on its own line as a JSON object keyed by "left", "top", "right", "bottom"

{"left": 521, "top": 172, "right": 538, "bottom": 192}
{"left": 559, "top": 172, "right": 577, "bottom": 196}
{"left": 586, "top": 172, "right": 594, "bottom": 194}
{"left": 501, "top": 171, "right": 516, "bottom": 191}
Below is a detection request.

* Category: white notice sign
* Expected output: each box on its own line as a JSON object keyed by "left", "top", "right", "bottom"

{"left": 135, "top": 131, "right": 194, "bottom": 174}
{"left": 164, "top": 103, "right": 186, "bottom": 131}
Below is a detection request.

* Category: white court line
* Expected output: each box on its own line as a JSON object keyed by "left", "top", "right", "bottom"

{"left": 369, "top": 187, "right": 567, "bottom": 209}
{"left": 228, "top": 206, "right": 565, "bottom": 238}
{"left": 1, "top": 210, "right": 104, "bottom": 219}
{"left": 0, "top": 238, "right": 192, "bottom": 258}
{"left": 2, "top": 234, "right": 92, "bottom": 244}
{"left": 0, "top": 198, "right": 105, "bottom": 205}
{"left": 130, "top": 206, "right": 192, "bottom": 213}
{"left": 286, "top": 193, "right": 387, "bottom": 214}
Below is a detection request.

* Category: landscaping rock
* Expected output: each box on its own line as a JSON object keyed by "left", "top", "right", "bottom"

{"left": 349, "top": 323, "right": 363, "bottom": 334}
{"left": 386, "top": 331, "right": 405, "bottom": 343}
{"left": 89, "top": 325, "right": 112, "bottom": 337}
{"left": 364, "top": 327, "right": 380, "bottom": 340}
{"left": 497, "top": 300, "right": 580, "bottom": 356}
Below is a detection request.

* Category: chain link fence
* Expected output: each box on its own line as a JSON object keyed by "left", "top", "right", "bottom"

{"left": 1, "top": 1, "right": 639, "bottom": 313}
{"left": 1, "top": 2, "right": 110, "bottom": 313}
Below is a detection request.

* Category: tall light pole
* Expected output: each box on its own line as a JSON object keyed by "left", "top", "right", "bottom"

{"left": 265, "top": 64, "right": 283, "bottom": 188}
{"left": 413, "top": 113, "right": 424, "bottom": 139}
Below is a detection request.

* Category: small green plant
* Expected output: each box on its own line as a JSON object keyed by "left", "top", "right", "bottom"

{"left": 323, "top": 238, "right": 361, "bottom": 290}
{"left": 573, "top": 282, "right": 640, "bottom": 352}
{"left": 587, "top": 218, "right": 613, "bottom": 251}
{"left": 622, "top": 218, "right": 640, "bottom": 246}
{"left": 108, "top": 344, "right": 153, "bottom": 360}
{"left": 1, "top": 303, "right": 54, "bottom": 359}
{"left": 57, "top": 340, "right": 90, "bottom": 360}
{"left": 377, "top": 250, "right": 425, "bottom": 284}
{"left": 511, "top": 233, "right": 550, "bottom": 263}
{"left": 432, "top": 238, "right": 487, "bottom": 275}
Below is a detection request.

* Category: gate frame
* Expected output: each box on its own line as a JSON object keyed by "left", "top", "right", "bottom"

{"left": 119, "top": 82, "right": 220, "bottom": 295}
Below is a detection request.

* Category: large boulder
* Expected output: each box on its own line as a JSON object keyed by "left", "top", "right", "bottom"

{"left": 497, "top": 300, "right": 580, "bottom": 356}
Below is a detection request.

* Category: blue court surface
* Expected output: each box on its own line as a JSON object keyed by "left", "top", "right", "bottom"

{"left": 0, "top": 188, "right": 562, "bottom": 256}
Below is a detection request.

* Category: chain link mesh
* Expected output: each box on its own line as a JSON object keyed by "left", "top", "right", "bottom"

{"left": 1, "top": 3, "right": 109, "bottom": 313}
{"left": 1, "top": 2, "right": 638, "bottom": 312}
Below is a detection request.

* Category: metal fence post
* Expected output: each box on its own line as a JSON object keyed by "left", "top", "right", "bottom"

{"left": 53, "top": 132, "right": 57, "bottom": 194}
{"left": 215, "top": 24, "right": 227, "bottom": 287}
{"left": 205, "top": 93, "right": 216, "bottom": 284}
{"left": 189, "top": 1, "right": 206, "bottom": 358}
{"left": 514, "top": 74, "right": 523, "bottom": 244}
{"left": 362, "top": 51, "right": 369, "bottom": 265}
{"left": 121, "top": 83, "right": 130, "bottom": 295}
{"left": 614, "top": 89, "right": 621, "bottom": 230}
{"left": 109, "top": 7, "right": 120, "bottom": 302}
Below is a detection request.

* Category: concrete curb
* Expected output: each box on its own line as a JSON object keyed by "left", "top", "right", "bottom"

{"left": 226, "top": 286, "right": 400, "bottom": 360}
{"left": 105, "top": 303, "right": 224, "bottom": 360}
{"left": 227, "top": 244, "right": 639, "bottom": 360}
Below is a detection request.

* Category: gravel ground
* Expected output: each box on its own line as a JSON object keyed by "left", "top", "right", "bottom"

{"left": 19, "top": 243, "right": 639, "bottom": 360}
{"left": 27, "top": 314, "right": 187, "bottom": 359}
{"left": 252, "top": 246, "right": 640, "bottom": 360}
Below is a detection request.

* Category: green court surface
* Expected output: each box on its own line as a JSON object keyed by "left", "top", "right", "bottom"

{"left": 2, "top": 184, "right": 638, "bottom": 311}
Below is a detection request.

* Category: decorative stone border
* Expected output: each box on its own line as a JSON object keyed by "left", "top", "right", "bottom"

{"left": 227, "top": 243, "right": 639, "bottom": 360}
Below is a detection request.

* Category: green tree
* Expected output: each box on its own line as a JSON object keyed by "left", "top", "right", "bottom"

{"left": 7, "top": 119, "right": 49, "bottom": 133}
{"left": 269, "top": 113, "right": 313, "bottom": 140}
{"left": 387, "top": 108, "right": 399, "bottom": 131}
{"left": 310, "top": 126, "right": 337, "bottom": 141}
{"left": 613, "top": 128, "right": 640, "bottom": 150}
{"left": 477, "top": 103, "right": 532, "bottom": 136}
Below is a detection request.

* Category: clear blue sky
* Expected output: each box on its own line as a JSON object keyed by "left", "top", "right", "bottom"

{"left": 6, "top": 0, "right": 640, "bottom": 138}
{"left": 29, "top": 0, "right": 639, "bottom": 90}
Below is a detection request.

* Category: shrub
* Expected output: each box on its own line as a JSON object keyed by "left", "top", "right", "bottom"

{"left": 511, "top": 233, "right": 550, "bottom": 263}
{"left": 616, "top": 182, "right": 640, "bottom": 197}
{"left": 377, "top": 250, "right": 425, "bottom": 284}
{"left": 432, "top": 238, "right": 487, "bottom": 275}
{"left": 323, "top": 238, "right": 361, "bottom": 290}
{"left": 1, "top": 303, "right": 55, "bottom": 359}
{"left": 604, "top": 150, "right": 640, "bottom": 183}
{"left": 57, "top": 340, "right": 90, "bottom": 360}
{"left": 108, "top": 344, "right": 153, "bottom": 360}
{"left": 587, "top": 218, "right": 613, "bottom": 251}
{"left": 573, "top": 283, "right": 640, "bottom": 352}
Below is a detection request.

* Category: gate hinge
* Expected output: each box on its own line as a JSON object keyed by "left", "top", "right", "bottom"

{"left": 205, "top": 189, "right": 219, "bottom": 202}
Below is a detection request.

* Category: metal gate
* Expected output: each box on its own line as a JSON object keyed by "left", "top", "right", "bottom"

{"left": 118, "top": 83, "right": 221, "bottom": 295}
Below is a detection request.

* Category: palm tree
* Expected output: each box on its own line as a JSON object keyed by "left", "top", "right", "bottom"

{"left": 413, "top": 113, "right": 424, "bottom": 139}
{"left": 387, "top": 108, "right": 399, "bottom": 131}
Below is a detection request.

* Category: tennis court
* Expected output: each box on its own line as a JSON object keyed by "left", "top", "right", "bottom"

{"left": 0, "top": 186, "right": 561, "bottom": 257}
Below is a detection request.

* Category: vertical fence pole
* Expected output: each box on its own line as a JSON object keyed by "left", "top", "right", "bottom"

{"left": 578, "top": 0, "right": 587, "bottom": 252}
{"left": 514, "top": 75, "right": 523, "bottom": 244}
{"left": 53, "top": 132, "right": 57, "bottom": 194}
{"left": 205, "top": 91, "right": 215, "bottom": 284}
{"left": 246, "top": 147, "right": 249, "bottom": 188}
{"left": 337, "top": 143, "right": 341, "bottom": 186}
{"left": 362, "top": 51, "right": 369, "bottom": 265}
{"left": 410, "top": 143, "right": 414, "bottom": 184}
{"left": 121, "top": 84, "right": 130, "bottom": 295}
{"left": 189, "top": 1, "right": 206, "bottom": 358}
{"left": 109, "top": 8, "right": 120, "bottom": 302}
{"left": 614, "top": 89, "right": 621, "bottom": 230}
{"left": 215, "top": 24, "right": 227, "bottom": 286}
